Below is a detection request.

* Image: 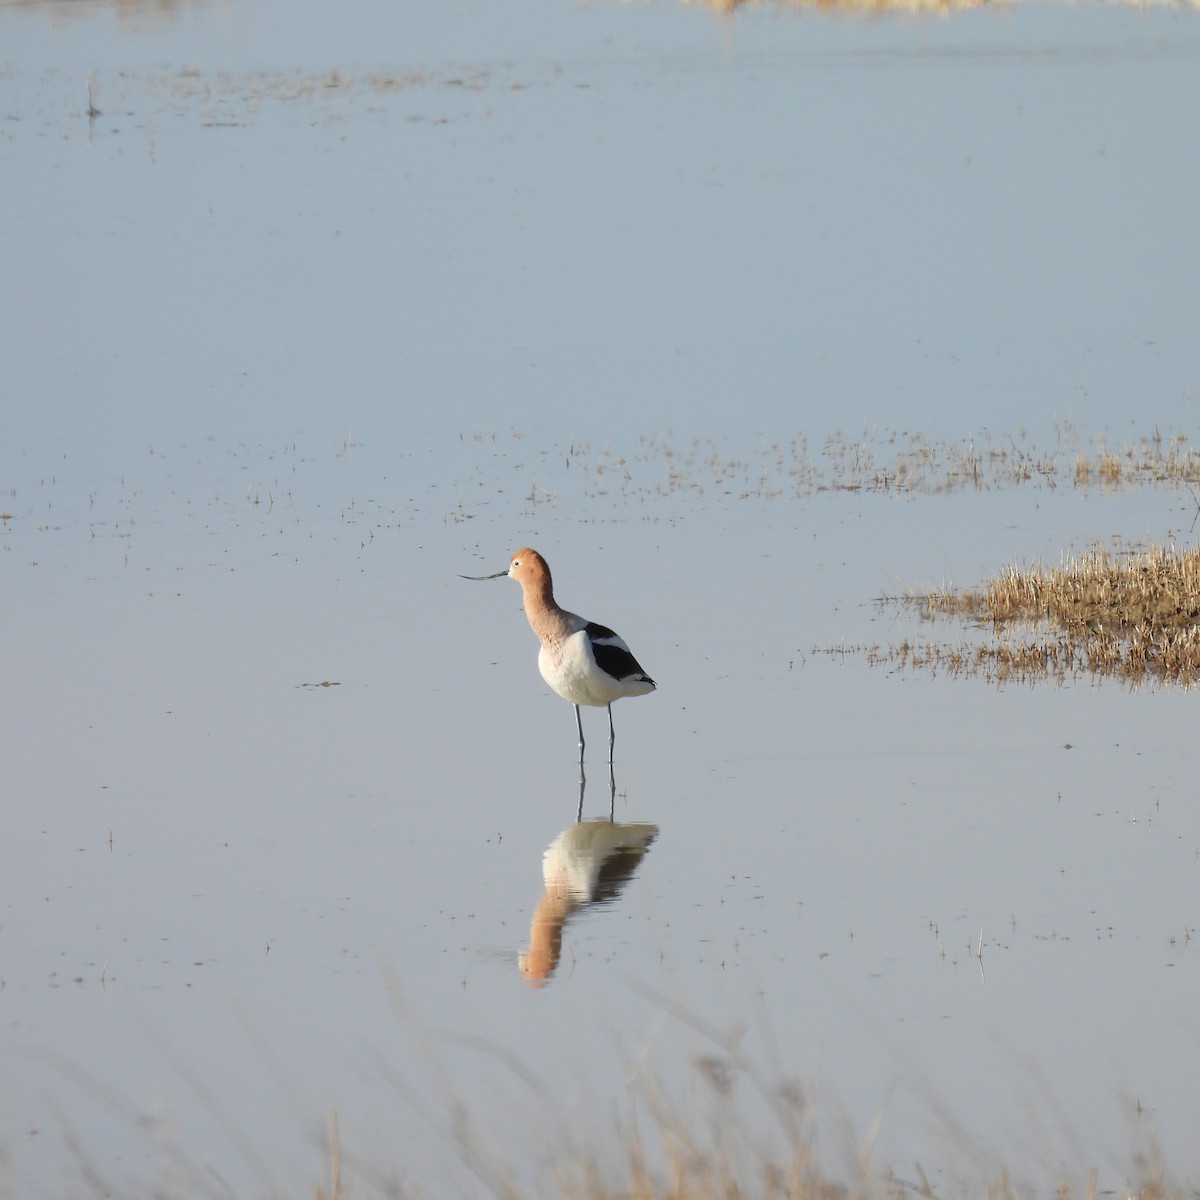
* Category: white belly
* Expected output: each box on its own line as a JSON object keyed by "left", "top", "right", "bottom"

{"left": 538, "top": 631, "right": 636, "bottom": 707}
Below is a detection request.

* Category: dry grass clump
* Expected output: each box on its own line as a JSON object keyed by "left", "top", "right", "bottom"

{"left": 872, "top": 544, "right": 1200, "bottom": 688}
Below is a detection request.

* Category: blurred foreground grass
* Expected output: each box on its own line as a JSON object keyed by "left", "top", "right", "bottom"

{"left": 678, "top": 0, "right": 1199, "bottom": 11}
{"left": 32, "top": 1007, "right": 1189, "bottom": 1200}
{"left": 316, "top": 1060, "right": 1183, "bottom": 1200}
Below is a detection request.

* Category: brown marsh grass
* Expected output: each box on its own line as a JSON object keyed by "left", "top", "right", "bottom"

{"left": 868, "top": 543, "right": 1200, "bottom": 688}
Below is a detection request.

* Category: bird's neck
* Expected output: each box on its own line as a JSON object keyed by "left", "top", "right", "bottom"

{"left": 522, "top": 583, "right": 571, "bottom": 646}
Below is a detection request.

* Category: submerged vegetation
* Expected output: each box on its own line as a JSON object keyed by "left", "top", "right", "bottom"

{"left": 463, "top": 423, "right": 1200, "bottom": 509}
{"left": 863, "top": 543, "right": 1200, "bottom": 688}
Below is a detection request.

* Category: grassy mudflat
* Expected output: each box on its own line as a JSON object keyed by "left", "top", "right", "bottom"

{"left": 874, "top": 544, "right": 1200, "bottom": 687}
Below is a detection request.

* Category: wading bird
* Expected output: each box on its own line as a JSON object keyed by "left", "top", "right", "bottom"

{"left": 462, "top": 547, "right": 656, "bottom": 764}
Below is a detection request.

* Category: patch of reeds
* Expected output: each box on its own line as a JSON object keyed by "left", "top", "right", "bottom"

{"left": 866, "top": 543, "right": 1200, "bottom": 688}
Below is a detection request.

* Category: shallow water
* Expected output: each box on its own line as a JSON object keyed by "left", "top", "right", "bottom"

{"left": 3, "top": 0, "right": 1200, "bottom": 1196}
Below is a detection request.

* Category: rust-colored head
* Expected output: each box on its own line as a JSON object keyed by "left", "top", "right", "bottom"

{"left": 505, "top": 547, "right": 551, "bottom": 592}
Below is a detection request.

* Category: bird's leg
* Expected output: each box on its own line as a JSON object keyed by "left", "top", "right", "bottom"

{"left": 577, "top": 763, "right": 586, "bottom": 823}
{"left": 575, "top": 704, "right": 585, "bottom": 765}
{"left": 608, "top": 760, "right": 616, "bottom": 821}
{"left": 607, "top": 702, "right": 616, "bottom": 765}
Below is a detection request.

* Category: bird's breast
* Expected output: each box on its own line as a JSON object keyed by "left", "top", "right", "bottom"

{"left": 538, "top": 631, "right": 630, "bottom": 707}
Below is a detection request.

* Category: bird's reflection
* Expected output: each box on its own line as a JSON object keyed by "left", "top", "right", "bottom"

{"left": 519, "top": 801, "right": 659, "bottom": 985}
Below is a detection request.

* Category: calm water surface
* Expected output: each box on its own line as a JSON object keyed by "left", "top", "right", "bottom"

{"left": 2, "top": 0, "right": 1199, "bottom": 1196}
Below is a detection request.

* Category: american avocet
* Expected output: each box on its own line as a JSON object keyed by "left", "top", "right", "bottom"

{"left": 462, "top": 547, "right": 656, "bottom": 764}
